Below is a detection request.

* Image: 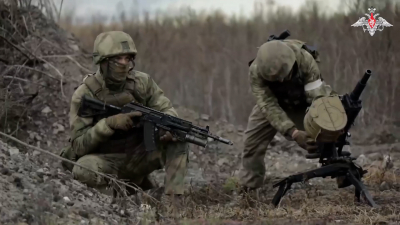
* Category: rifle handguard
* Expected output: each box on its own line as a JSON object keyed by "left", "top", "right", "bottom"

{"left": 185, "top": 134, "right": 207, "bottom": 147}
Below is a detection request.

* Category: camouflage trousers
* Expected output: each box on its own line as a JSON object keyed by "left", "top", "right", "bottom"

{"left": 61, "top": 141, "right": 188, "bottom": 195}
{"left": 238, "top": 104, "right": 306, "bottom": 189}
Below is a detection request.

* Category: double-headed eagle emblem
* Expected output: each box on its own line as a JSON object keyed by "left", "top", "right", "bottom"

{"left": 351, "top": 6, "right": 393, "bottom": 36}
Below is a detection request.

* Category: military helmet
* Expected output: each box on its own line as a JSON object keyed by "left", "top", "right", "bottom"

{"left": 93, "top": 31, "right": 137, "bottom": 64}
{"left": 304, "top": 96, "right": 347, "bottom": 142}
{"left": 254, "top": 40, "right": 296, "bottom": 82}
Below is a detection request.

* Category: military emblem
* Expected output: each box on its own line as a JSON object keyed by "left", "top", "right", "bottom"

{"left": 351, "top": 6, "right": 393, "bottom": 36}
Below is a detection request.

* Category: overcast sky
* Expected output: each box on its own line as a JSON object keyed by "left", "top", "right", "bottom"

{"left": 52, "top": 0, "right": 344, "bottom": 23}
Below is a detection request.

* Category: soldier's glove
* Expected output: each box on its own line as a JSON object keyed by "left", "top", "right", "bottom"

{"left": 291, "top": 129, "right": 318, "bottom": 153}
{"left": 106, "top": 112, "right": 142, "bottom": 131}
{"left": 159, "top": 129, "right": 177, "bottom": 142}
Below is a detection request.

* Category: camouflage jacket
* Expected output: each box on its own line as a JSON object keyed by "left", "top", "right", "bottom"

{"left": 249, "top": 39, "right": 336, "bottom": 136}
{"left": 69, "top": 68, "right": 178, "bottom": 157}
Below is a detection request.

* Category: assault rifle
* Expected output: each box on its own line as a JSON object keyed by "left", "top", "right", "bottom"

{"left": 78, "top": 95, "right": 233, "bottom": 151}
{"left": 271, "top": 70, "right": 378, "bottom": 208}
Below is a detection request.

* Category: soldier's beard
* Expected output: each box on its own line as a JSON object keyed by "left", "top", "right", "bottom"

{"left": 101, "top": 60, "right": 130, "bottom": 91}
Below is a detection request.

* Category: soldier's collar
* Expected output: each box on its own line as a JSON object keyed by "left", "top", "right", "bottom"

{"left": 126, "top": 68, "right": 136, "bottom": 80}
{"left": 94, "top": 68, "right": 107, "bottom": 89}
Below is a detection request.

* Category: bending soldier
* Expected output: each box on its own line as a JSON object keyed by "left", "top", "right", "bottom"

{"left": 238, "top": 37, "right": 337, "bottom": 193}
{"left": 60, "top": 31, "right": 188, "bottom": 206}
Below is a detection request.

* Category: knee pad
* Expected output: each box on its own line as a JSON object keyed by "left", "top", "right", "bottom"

{"left": 72, "top": 155, "right": 107, "bottom": 187}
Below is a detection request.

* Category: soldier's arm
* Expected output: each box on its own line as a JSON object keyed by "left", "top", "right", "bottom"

{"left": 249, "top": 65, "right": 296, "bottom": 137}
{"left": 144, "top": 75, "right": 178, "bottom": 117}
{"left": 300, "top": 49, "right": 336, "bottom": 103}
{"left": 69, "top": 85, "right": 115, "bottom": 157}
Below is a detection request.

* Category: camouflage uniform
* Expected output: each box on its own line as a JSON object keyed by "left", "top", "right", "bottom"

{"left": 238, "top": 39, "right": 336, "bottom": 189}
{"left": 60, "top": 31, "right": 188, "bottom": 196}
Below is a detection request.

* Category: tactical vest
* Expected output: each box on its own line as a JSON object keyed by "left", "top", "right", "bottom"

{"left": 264, "top": 62, "right": 309, "bottom": 111}
{"left": 82, "top": 72, "right": 143, "bottom": 154}
{"left": 266, "top": 39, "right": 320, "bottom": 111}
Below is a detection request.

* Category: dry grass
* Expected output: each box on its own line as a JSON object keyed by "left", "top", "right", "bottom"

{"left": 132, "top": 150, "right": 400, "bottom": 224}
{"left": 364, "top": 154, "right": 400, "bottom": 188}
{"left": 58, "top": 0, "right": 400, "bottom": 135}
{"left": 142, "top": 177, "right": 400, "bottom": 224}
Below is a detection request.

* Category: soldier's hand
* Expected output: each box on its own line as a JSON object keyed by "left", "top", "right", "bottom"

{"left": 106, "top": 112, "right": 142, "bottom": 131}
{"left": 291, "top": 129, "right": 318, "bottom": 153}
{"left": 159, "top": 130, "right": 177, "bottom": 142}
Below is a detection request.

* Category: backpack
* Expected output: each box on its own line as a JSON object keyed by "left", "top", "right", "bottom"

{"left": 248, "top": 30, "right": 320, "bottom": 67}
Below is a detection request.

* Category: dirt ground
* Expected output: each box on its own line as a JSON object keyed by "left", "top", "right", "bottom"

{"left": 1, "top": 3, "right": 400, "bottom": 225}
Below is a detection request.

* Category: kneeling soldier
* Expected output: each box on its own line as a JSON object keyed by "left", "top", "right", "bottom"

{"left": 60, "top": 31, "right": 188, "bottom": 209}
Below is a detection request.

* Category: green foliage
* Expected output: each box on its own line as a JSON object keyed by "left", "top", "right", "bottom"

{"left": 223, "top": 177, "right": 239, "bottom": 192}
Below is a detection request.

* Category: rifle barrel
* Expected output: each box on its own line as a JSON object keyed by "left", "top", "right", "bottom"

{"left": 216, "top": 137, "right": 234, "bottom": 145}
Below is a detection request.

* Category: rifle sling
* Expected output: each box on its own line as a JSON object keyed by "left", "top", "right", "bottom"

{"left": 84, "top": 75, "right": 104, "bottom": 100}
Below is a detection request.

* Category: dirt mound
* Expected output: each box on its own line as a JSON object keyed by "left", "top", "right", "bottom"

{"left": 1, "top": 1, "right": 400, "bottom": 225}
{"left": 0, "top": 138, "right": 170, "bottom": 225}
{"left": 0, "top": 1, "right": 91, "bottom": 152}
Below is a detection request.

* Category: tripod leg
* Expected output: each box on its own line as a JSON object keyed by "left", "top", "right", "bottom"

{"left": 355, "top": 188, "right": 361, "bottom": 202}
{"left": 272, "top": 163, "right": 350, "bottom": 207}
{"left": 346, "top": 172, "right": 379, "bottom": 208}
{"left": 272, "top": 181, "right": 292, "bottom": 207}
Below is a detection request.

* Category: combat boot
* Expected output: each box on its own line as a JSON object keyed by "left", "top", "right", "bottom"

{"left": 96, "top": 185, "right": 114, "bottom": 196}
{"left": 242, "top": 187, "right": 260, "bottom": 207}
{"left": 140, "top": 186, "right": 164, "bottom": 208}
{"left": 229, "top": 186, "right": 260, "bottom": 207}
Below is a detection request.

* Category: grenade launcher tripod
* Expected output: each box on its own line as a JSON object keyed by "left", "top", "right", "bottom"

{"left": 271, "top": 70, "right": 378, "bottom": 208}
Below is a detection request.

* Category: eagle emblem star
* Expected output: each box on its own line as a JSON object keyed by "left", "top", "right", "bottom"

{"left": 351, "top": 6, "right": 393, "bottom": 36}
